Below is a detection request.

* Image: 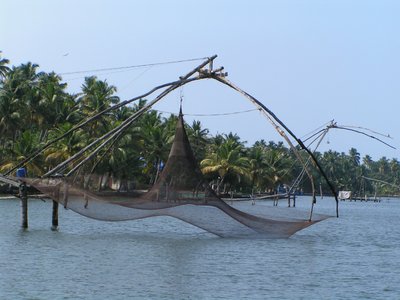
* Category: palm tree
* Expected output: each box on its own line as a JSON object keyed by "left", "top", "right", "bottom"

{"left": 0, "top": 67, "right": 28, "bottom": 140}
{"left": 248, "top": 144, "right": 268, "bottom": 194}
{"left": 96, "top": 133, "right": 145, "bottom": 191}
{"left": 187, "top": 120, "right": 209, "bottom": 161}
{"left": 363, "top": 155, "right": 374, "bottom": 171}
{"left": 321, "top": 150, "right": 341, "bottom": 188}
{"left": 389, "top": 158, "right": 400, "bottom": 185}
{"left": 345, "top": 148, "right": 361, "bottom": 190}
{"left": 16, "top": 63, "right": 43, "bottom": 128}
{"left": 78, "top": 76, "right": 119, "bottom": 136}
{"left": 139, "top": 111, "right": 173, "bottom": 184}
{"left": 37, "top": 72, "right": 72, "bottom": 129}
{"left": 348, "top": 148, "right": 360, "bottom": 166}
{"left": 377, "top": 157, "right": 389, "bottom": 176}
{"left": 0, "top": 130, "right": 43, "bottom": 176}
{"left": 0, "top": 51, "right": 10, "bottom": 79}
{"left": 263, "top": 147, "right": 292, "bottom": 191}
{"left": 1, "top": 62, "right": 44, "bottom": 130}
{"left": 0, "top": 87, "right": 22, "bottom": 141}
{"left": 44, "top": 123, "right": 89, "bottom": 170}
{"left": 201, "top": 138, "right": 250, "bottom": 194}
{"left": 91, "top": 106, "right": 145, "bottom": 190}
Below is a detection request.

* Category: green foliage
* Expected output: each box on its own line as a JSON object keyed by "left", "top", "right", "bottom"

{"left": 201, "top": 134, "right": 250, "bottom": 194}
{"left": 1, "top": 55, "right": 399, "bottom": 196}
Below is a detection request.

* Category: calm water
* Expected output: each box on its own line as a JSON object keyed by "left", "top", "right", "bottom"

{"left": 1, "top": 196, "right": 399, "bottom": 300}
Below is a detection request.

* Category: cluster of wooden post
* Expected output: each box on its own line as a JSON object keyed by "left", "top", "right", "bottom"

{"left": 18, "top": 182, "right": 59, "bottom": 230}
{"left": 272, "top": 193, "right": 296, "bottom": 207}
{"left": 287, "top": 194, "right": 296, "bottom": 207}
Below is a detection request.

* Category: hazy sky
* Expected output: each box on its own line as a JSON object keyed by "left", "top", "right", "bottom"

{"left": 1, "top": 0, "right": 399, "bottom": 160}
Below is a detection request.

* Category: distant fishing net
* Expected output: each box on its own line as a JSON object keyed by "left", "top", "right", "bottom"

{"left": 21, "top": 113, "right": 330, "bottom": 238}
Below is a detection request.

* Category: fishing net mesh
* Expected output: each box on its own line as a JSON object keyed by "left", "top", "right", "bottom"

{"left": 21, "top": 113, "right": 330, "bottom": 238}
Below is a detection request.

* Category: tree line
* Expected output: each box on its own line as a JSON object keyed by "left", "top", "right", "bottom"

{"left": 1, "top": 52, "right": 399, "bottom": 196}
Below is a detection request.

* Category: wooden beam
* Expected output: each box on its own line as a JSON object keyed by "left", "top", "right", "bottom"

{"left": 0, "top": 175, "right": 20, "bottom": 187}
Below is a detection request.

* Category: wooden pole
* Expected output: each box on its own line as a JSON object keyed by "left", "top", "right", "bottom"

{"left": 19, "top": 183, "right": 28, "bottom": 229}
{"left": 320, "top": 182, "right": 323, "bottom": 199}
{"left": 51, "top": 200, "right": 59, "bottom": 231}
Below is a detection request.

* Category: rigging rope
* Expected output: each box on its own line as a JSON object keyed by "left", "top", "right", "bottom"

{"left": 300, "top": 120, "right": 334, "bottom": 140}
{"left": 59, "top": 57, "right": 208, "bottom": 76}
{"left": 340, "top": 125, "right": 393, "bottom": 139}
{"left": 154, "top": 108, "right": 259, "bottom": 117}
{"left": 334, "top": 126, "right": 396, "bottom": 149}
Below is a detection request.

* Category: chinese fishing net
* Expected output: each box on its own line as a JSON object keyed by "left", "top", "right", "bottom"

{"left": 21, "top": 112, "right": 330, "bottom": 238}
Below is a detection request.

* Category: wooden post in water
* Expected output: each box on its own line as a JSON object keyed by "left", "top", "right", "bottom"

{"left": 319, "top": 182, "right": 323, "bottom": 199}
{"left": 19, "top": 182, "right": 28, "bottom": 229}
{"left": 51, "top": 200, "right": 59, "bottom": 231}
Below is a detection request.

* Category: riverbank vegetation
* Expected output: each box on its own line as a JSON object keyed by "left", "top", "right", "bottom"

{"left": 1, "top": 53, "right": 399, "bottom": 197}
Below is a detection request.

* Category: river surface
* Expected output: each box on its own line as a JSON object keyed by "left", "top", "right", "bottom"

{"left": 1, "top": 196, "right": 399, "bottom": 299}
